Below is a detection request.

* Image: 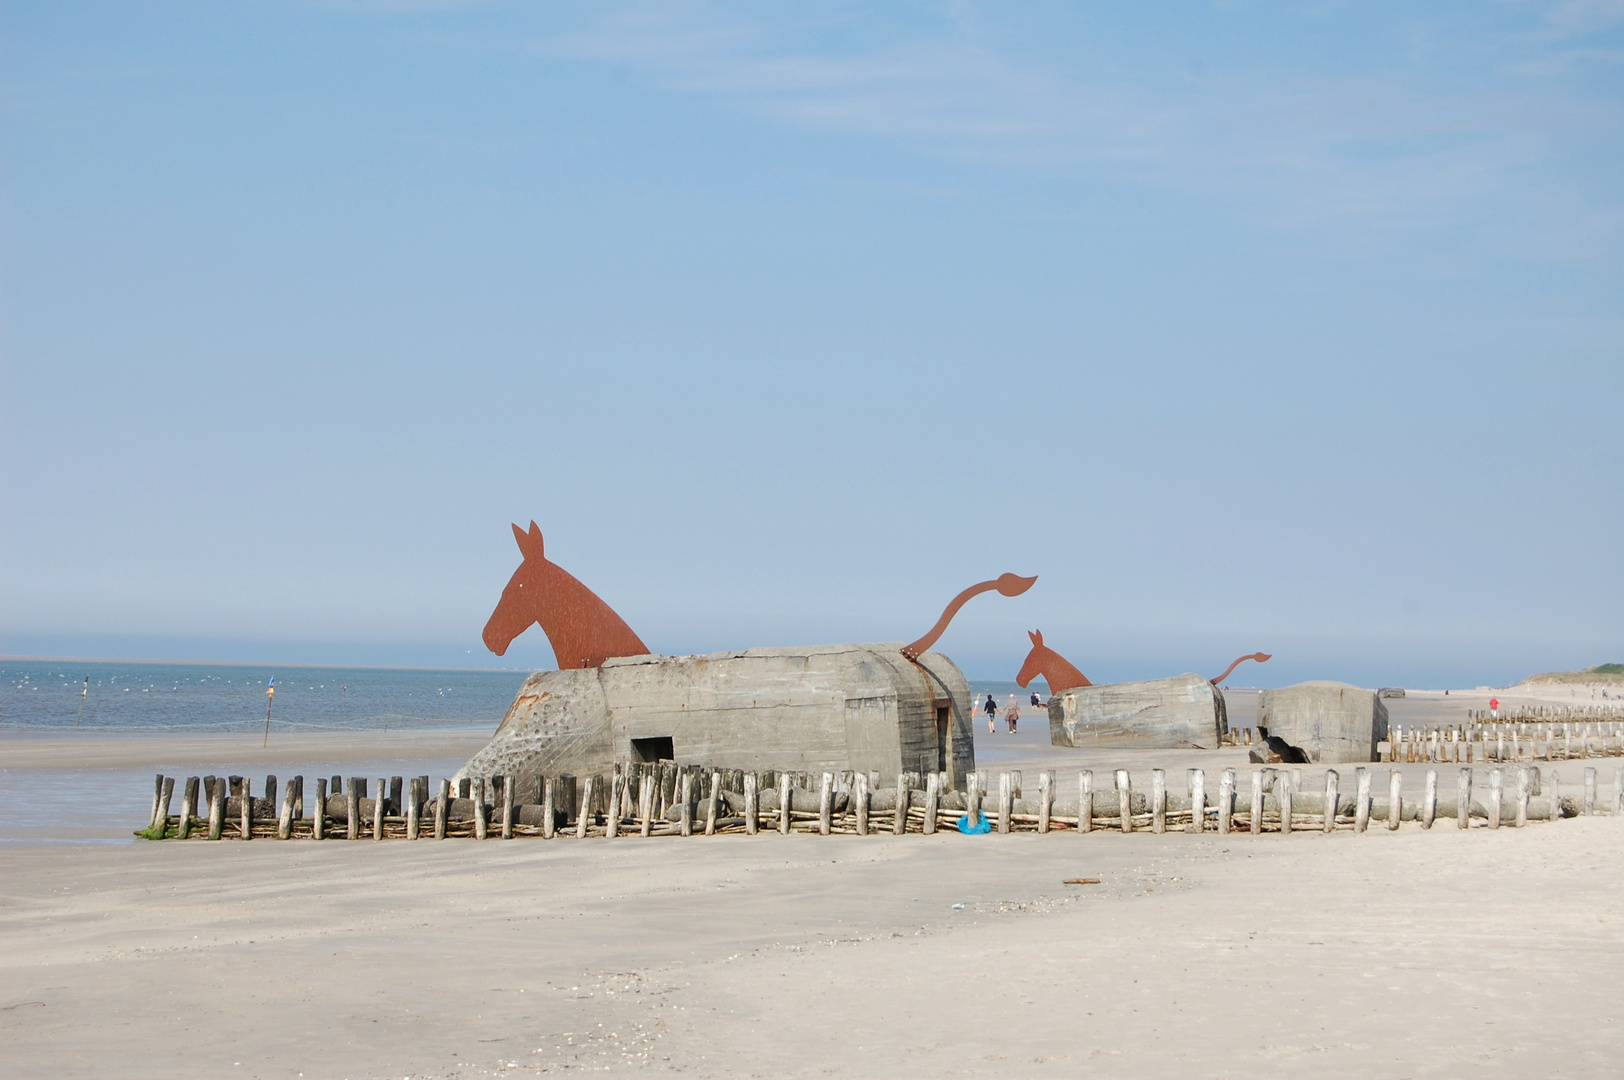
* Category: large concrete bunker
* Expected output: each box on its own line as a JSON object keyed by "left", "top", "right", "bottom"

{"left": 1257, "top": 681, "right": 1388, "bottom": 764}
{"left": 455, "top": 644, "right": 974, "bottom": 791}
{"left": 1047, "top": 673, "right": 1228, "bottom": 749}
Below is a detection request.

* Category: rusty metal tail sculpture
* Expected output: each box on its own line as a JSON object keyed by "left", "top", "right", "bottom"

{"left": 483, "top": 522, "right": 650, "bottom": 669}
{"left": 1209, "top": 652, "right": 1271, "bottom": 685}
{"left": 1015, "top": 629, "right": 1092, "bottom": 692}
{"left": 901, "top": 573, "right": 1037, "bottom": 662}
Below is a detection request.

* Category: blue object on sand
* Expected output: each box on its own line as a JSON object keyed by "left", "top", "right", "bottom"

{"left": 958, "top": 811, "right": 991, "bottom": 835}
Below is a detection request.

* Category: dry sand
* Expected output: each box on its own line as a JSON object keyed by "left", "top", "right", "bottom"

{"left": 4, "top": 694, "right": 1623, "bottom": 1078}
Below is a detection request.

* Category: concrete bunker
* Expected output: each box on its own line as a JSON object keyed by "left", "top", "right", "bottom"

{"left": 1256, "top": 681, "right": 1389, "bottom": 764}
{"left": 1045, "top": 673, "right": 1229, "bottom": 749}
{"left": 454, "top": 644, "right": 974, "bottom": 792}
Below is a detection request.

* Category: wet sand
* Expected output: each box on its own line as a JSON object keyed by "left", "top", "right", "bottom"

{"left": 3, "top": 697, "right": 1622, "bottom": 1078}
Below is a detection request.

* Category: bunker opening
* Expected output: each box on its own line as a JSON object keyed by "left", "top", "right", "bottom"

{"left": 631, "top": 736, "right": 675, "bottom": 763}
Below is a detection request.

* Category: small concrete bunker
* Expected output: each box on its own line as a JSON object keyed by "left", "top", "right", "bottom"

{"left": 1047, "top": 673, "right": 1228, "bottom": 749}
{"left": 1257, "top": 681, "right": 1388, "bottom": 764}
{"left": 455, "top": 644, "right": 974, "bottom": 790}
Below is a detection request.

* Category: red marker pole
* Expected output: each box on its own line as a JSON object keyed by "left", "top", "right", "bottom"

{"left": 263, "top": 680, "right": 276, "bottom": 747}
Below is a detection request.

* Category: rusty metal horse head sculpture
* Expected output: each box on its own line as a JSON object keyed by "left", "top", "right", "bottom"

{"left": 482, "top": 522, "right": 650, "bottom": 668}
{"left": 1015, "top": 631, "right": 1270, "bottom": 692}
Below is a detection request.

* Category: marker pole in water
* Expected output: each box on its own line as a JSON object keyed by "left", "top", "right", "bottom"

{"left": 76, "top": 676, "right": 88, "bottom": 727}
{"left": 263, "top": 679, "right": 276, "bottom": 747}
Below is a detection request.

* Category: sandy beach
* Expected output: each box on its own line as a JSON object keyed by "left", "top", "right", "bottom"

{"left": 4, "top": 690, "right": 1623, "bottom": 1078}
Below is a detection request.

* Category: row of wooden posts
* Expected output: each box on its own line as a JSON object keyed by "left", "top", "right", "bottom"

{"left": 1466, "top": 706, "right": 1623, "bottom": 722}
{"left": 1382, "top": 721, "right": 1624, "bottom": 763}
{"left": 140, "top": 760, "right": 1624, "bottom": 841}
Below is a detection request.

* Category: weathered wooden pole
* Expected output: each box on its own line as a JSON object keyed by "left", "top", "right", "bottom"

{"left": 1421, "top": 770, "right": 1437, "bottom": 830}
{"left": 406, "top": 777, "right": 421, "bottom": 840}
{"left": 537, "top": 776, "right": 554, "bottom": 840}
{"left": 433, "top": 779, "right": 449, "bottom": 839}
{"left": 890, "top": 774, "right": 907, "bottom": 836}
{"left": 1487, "top": 769, "right": 1502, "bottom": 829}
{"left": 149, "top": 774, "right": 165, "bottom": 831}
{"left": 1354, "top": 768, "right": 1371, "bottom": 833}
{"left": 1116, "top": 770, "right": 1133, "bottom": 834}
{"left": 1386, "top": 770, "right": 1401, "bottom": 831}
{"left": 374, "top": 776, "right": 387, "bottom": 840}
{"left": 1188, "top": 769, "right": 1206, "bottom": 835}
{"left": 1548, "top": 770, "right": 1561, "bottom": 821}
{"left": 153, "top": 776, "right": 175, "bottom": 838}
{"left": 238, "top": 777, "right": 252, "bottom": 840}
{"left": 1250, "top": 770, "right": 1264, "bottom": 836}
{"left": 606, "top": 772, "right": 624, "bottom": 838}
{"left": 1037, "top": 771, "right": 1052, "bottom": 834}
{"left": 743, "top": 772, "right": 759, "bottom": 835}
{"left": 1457, "top": 768, "right": 1472, "bottom": 829}
{"left": 1322, "top": 770, "right": 1339, "bottom": 833}
{"left": 923, "top": 772, "right": 940, "bottom": 835}
{"left": 1078, "top": 771, "right": 1093, "bottom": 834}
{"left": 1583, "top": 766, "right": 1596, "bottom": 816}
{"left": 1218, "top": 769, "right": 1235, "bottom": 835}
{"left": 997, "top": 772, "right": 1012, "bottom": 835}
{"left": 704, "top": 771, "right": 719, "bottom": 836}
{"left": 781, "top": 773, "right": 796, "bottom": 836}
{"left": 1515, "top": 767, "right": 1530, "bottom": 828}
{"left": 308, "top": 778, "right": 326, "bottom": 840}
{"left": 206, "top": 776, "right": 225, "bottom": 840}
{"left": 178, "top": 777, "right": 199, "bottom": 840}
{"left": 1151, "top": 769, "right": 1166, "bottom": 834}
{"left": 640, "top": 772, "right": 656, "bottom": 838}
{"left": 278, "top": 779, "right": 296, "bottom": 839}
{"left": 1279, "top": 771, "right": 1293, "bottom": 835}
{"left": 344, "top": 778, "right": 360, "bottom": 841}
{"left": 576, "top": 775, "right": 595, "bottom": 839}
{"left": 854, "top": 771, "right": 869, "bottom": 835}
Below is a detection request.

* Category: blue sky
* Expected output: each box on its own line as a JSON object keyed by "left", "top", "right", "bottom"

{"left": 1, "top": 2, "right": 1620, "bottom": 687}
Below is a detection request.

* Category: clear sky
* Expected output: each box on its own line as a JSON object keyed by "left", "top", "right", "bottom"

{"left": 2, "top": 2, "right": 1620, "bottom": 688}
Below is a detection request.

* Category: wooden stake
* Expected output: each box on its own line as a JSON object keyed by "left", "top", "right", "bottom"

{"left": 345, "top": 778, "right": 360, "bottom": 841}
{"left": 1548, "top": 770, "right": 1561, "bottom": 821}
{"left": 704, "top": 771, "right": 719, "bottom": 836}
{"left": 1151, "top": 769, "right": 1166, "bottom": 834}
{"left": 406, "top": 777, "right": 420, "bottom": 840}
{"left": 1079, "top": 771, "right": 1093, "bottom": 834}
{"left": 576, "top": 775, "right": 595, "bottom": 839}
{"left": 1250, "top": 770, "right": 1264, "bottom": 836}
{"left": 1421, "top": 770, "right": 1436, "bottom": 830}
{"left": 1355, "top": 768, "right": 1371, "bottom": 833}
{"left": 1037, "top": 771, "right": 1052, "bottom": 834}
{"left": 607, "top": 772, "right": 624, "bottom": 838}
{"left": 640, "top": 771, "right": 656, "bottom": 837}
{"left": 206, "top": 776, "right": 225, "bottom": 840}
{"left": 179, "top": 777, "right": 199, "bottom": 840}
{"left": 149, "top": 774, "right": 165, "bottom": 831}
{"left": 278, "top": 778, "right": 296, "bottom": 839}
{"left": 891, "top": 774, "right": 907, "bottom": 836}
{"left": 676, "top": 771, "right": 692, "bottom": 837}
{"left": 1583, "top": 766, "right": 1596, "bottom": 816}
{"left": 1515, "top": 767, "right": 1530, "bottom": 828}
{"left": 781, "top": 773, "right": 795, "bottom": 835}
{"left": 1386, "top": 770, "right": 1401, "bottom": 831}
{"left": 1457, "top": 768, "right": 1472, "bottom": 829}
{"left": 1323, "top": 770, "right": 1339, "bottom": 833}
{"left": 539, "top": 776, "right": 555, "bottom": 839}
{"left": 240, "top": 777, "right": 252, "bottom": 841}
{"left": 433, "top": 779, "right": 449, "bottom": 839}
{"left": 374, "top": 776, "right": 386, "bottom": 840}
{"left": 1487, "top": 769, "right": 1502, "bottom": 829}
{"left": 1116, "top": 770, "right": 1133, "bottom": 834}
{"left": 1613, "top": 765, "right": 1623, "bottom": 816}
{"left": 155, "top": 776, "right": 174, "bottom": 838}
{"left": 1189, "top": 769, "right": 1206, "bottom": 835}
{"left": 1218, "top": 769, "right": 1234, "bottom": 835}
{"left": 923, "top": 771, "right": 939, "bottom": 835}
{"left": 743, "top": 773, "right": 758, "bottom": 835}
{"left": 854, "top": 771, "right": 869, "bottom": 835}
{"left": 998, "top": 772, "right": 1012, "bottom": 834}
{"left": 1279, "top": 771, "right": 1293, "bottom": 834}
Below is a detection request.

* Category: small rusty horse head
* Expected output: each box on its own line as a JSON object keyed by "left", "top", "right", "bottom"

{"left": 1015, "top": 630, "right": 1093, "bottom": 693}
{"left": 482, "top": 521, "right": 650, "bottom": 668}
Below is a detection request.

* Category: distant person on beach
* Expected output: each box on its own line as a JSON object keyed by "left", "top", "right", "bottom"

{"left": 984, "top": 694, "right": 998, "bottom": 733}
{"left": 1005, "top": 694, "right": 1020, "bottom": 733}
{"left": 1030, "top": 691, "right": 1042, "bottom": 707}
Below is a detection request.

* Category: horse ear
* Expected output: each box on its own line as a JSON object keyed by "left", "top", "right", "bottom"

{"left": 1029, "top": 630, "right": 1042, "bottom": 646}
{"left": 511, "top": 522, "right": 545, "bottom": 562}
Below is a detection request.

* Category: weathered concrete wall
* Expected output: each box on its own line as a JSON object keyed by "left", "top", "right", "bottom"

{"left": 454, "top": 644, "right": 973, "bottom": 790}
{"left": 1258, "top": 681, "right": 1388, "bottom": 764}
{"left": 1047, "top": 673, "right": 1226, "bottom": 749}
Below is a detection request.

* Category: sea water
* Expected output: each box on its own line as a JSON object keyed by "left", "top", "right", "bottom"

{"left": 0, "top": 659, "right": 528, "bottom": 732}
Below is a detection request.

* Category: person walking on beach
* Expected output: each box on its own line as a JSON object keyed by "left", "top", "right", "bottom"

{"left": 1004, "top": 694, "right": 1020, "bottom": 733}
{"left": 984, "top": 693, "right": 998, "bottom": 733}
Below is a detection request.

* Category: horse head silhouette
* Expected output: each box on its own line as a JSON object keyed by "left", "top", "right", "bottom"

{"left": 482, "top": 521, "right": 650, "bottom": 668}
{"left": 1015, "top": 630, "right": 1093, "bottom": 692}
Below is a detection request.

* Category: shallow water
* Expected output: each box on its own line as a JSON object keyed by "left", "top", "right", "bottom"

{"left": 0, "top": 659, "right": 528, "bottom": 732}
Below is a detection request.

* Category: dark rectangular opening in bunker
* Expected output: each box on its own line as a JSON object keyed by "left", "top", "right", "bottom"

{"left": 935, "top": 706, "right": 949, "bottom": 773}
{"left": 631, "top": 736, "right": 675, "bottom": 763}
